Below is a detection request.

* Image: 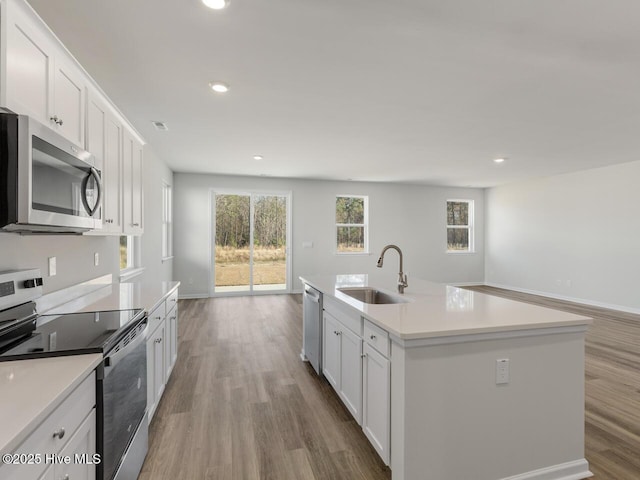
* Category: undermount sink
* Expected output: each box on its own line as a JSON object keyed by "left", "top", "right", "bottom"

{"left": 337, "top": 287, "right": 410, "bottom": 304}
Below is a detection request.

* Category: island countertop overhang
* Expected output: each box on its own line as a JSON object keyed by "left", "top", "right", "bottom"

{"left": 300, "top": 274, "right": 592, "bottom": 341}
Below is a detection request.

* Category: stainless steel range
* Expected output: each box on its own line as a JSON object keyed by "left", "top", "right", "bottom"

{"left": 0, "top": 269, "right": 149, "bottom": 480}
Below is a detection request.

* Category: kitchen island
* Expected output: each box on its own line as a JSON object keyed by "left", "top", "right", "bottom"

{"left": 300, "top": 274, "right": 593, "bottom": 480}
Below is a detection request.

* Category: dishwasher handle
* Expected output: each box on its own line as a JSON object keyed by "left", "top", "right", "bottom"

{"left": 304, "top": 285, "right": 320, "bottom": 303}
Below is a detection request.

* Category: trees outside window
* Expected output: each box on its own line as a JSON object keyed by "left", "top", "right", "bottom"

{"left": 447, "top": 200, "right": 474, "bottom": 252}
{"left": 336, "top": 196, "right": 368, "bottom": 254}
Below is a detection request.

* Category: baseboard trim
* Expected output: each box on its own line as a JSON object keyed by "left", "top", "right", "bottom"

{"left": 501, "top": 459, "right": 592, "bottom": 480}
{"left": 485, "top": 282, "right": 640, "bottom": 315}
{"left": 178, "top": 293, "right": 209, "bottom": 299}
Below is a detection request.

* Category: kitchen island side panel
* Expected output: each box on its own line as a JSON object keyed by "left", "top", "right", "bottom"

{"left": 392, "top": 331, "right": 588, "bottom": 480}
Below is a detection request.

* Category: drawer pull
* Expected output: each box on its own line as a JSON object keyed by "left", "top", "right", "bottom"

{"left": 370, "top": 334, "right": 376, "bottom": 340}
{"left": 155, "top": 338, "right": 162, "bottom": 343}
{"left": 155, "top": 316, "right": 161, "bottom": 320}
{"left": 361, "top": 353, "right": 367, "bottom": 358}
{"left": 53, "top": 427, "right": 65, "bottom": 439}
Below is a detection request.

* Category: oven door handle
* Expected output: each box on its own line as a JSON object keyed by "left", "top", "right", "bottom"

{"left": 104, "top": 322, "right": 148, "bottom": 370}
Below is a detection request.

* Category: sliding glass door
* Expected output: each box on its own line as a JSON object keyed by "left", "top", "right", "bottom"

{"left": 212, "top": 191, "right": 290, "bottom": 295}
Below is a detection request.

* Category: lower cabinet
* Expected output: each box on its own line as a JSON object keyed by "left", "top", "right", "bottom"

{"left": 0, "top": 372, "right": 96, "bottom": 480}
{"left": 321, "top": 304, "right": 391, "bottom": 466}
{"left": 322, "top": 310, "right": 362, "bottom": 424}
{"left": 146, "top": 289, "right": 179, "bottom": 423}
{"left": 362, "top": 342, "right": 390, "bottom": 464}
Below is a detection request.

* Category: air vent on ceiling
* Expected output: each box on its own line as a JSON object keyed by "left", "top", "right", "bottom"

{"left": 152, "top": 121, "right": 169, "bottom": 131}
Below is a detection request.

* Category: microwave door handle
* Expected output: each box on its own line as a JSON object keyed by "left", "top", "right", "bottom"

{"left": 81, "top": 167, "right": 102, "bottom": 217}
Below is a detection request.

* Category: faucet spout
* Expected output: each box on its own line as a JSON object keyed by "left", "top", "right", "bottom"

{"left": 376, "top": 244, "right": 408, "bottom": 293}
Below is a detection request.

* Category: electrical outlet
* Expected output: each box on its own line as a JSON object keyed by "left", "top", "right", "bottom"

{"left": 48, "top": 257, "right": 57, "bottom": 277}
{"left": 94, "top": 252, "right": 100, "bottom": 266}
{"left": 496, "top": 358, "right": 510, "bottom": 385}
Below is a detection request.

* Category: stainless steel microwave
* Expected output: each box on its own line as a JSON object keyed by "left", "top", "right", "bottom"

{"left": 0, "top": 112, "right": 102, "bottom": 233}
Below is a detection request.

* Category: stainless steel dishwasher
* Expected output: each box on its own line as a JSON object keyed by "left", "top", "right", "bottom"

{"left": 302, "top": 284, "right": 323, "bottom": 375}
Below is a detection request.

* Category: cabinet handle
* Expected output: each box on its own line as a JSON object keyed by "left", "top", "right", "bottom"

{"left": 132, "top": 223, "right": 140, "bottom": 227}
{"left": 155, "top": 338, "right": 162, "bottom": 343}
{"left": 53, "top": 427, "right": 65, "bottom": 439}
{"left": 370, "top": 334, "right": 376, "bottom": 340}
{"left": 361, "top": 353, "right": 367, "bottom": 358}
{"left": 58, "top": 118, "right": 64, "bottom": 126}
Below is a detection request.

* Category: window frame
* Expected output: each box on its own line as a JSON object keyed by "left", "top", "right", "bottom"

{"left": 446, "top": 199, "right": 475, "bottom": 254}
{"left": 120, "top": 235, "right": 143, "bottom": 281}
{"left": 162, "top": 181, "right": 173, "bottom": 261}
{"left": 335, "top": 194, "right": 369, "bottom": 255}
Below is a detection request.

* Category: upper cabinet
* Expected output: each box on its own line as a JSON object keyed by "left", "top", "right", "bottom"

{"left": 1, "top": 0, "right": 145, "bottom": 235}
{"left": 2, "top": 0, "right": 85, "bottom": 146}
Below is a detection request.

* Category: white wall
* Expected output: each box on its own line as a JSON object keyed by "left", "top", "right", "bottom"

{"left": 137, "top": 147, "right": 173, "bottom": 284}
{"left": 173, "top": 173, "right": 485, "bottom": 297}
{"left": 485, "top": 160, "right": 640, "bottom": 312}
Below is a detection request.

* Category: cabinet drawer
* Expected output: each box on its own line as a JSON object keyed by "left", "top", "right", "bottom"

{"left": 148, "top": 302, "right": 166, "bottom": 333}
{"left": 1, "top": 371, "right": 95, "bottom": 479}
{"left": 324, "top": 296, "right": 362, "bottom": 336}
{"left": 363, "top": 319, "right": 389, "bottom": 357}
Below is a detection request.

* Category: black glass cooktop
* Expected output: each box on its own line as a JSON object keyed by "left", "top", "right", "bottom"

{"left": 0, "top": 309, "right": 145, "bottom": 361}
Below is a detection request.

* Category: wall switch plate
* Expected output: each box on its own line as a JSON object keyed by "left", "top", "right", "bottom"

{"left": 94, "top": 252, "right": 100, "bottom": 266}
{"left": 496, "top": 358, "right": 510, "bottom": 385}
{"left": 48, "top": 257, "right": 57, "bottom": 277}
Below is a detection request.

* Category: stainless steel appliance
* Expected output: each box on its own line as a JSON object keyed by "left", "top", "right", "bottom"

{"left": 303, "top": 284, "right": 323, "bottom": 374}
{"left": 0, "top": 270, "right": 148, "bottom": 480}
{"left": 0, "top": 111, "right": 102, "bottom": 233}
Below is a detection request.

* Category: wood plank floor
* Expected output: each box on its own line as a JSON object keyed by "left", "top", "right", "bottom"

{"left": 140, "top": 289, "right": 640, "bottom": 479}
{"left": 139, "top": 295, "right": 391, "bottom": 480}
{"left": 463, "top": 285, "right": 640, "bottom": 480}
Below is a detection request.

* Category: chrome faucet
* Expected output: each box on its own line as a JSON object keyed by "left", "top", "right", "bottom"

{"left": 376, "top": 244, "right": 408, "bottom": 293}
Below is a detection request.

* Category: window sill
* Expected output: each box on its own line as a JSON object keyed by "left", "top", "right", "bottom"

{"left": 335, "top": 252, "right": 370, "bottom": 256}
{"left": 120, "top": 267, "right": 145, "bottom": 282}
{"left": 161, "top": 256, "right": 174, "bottom": 263}
{"left": 446, "top": 251, "right": 476, "bottom": 255}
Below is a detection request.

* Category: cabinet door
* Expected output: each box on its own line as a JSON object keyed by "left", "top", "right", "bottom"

{"left": 164, "top": 315, "right": 172, "bottom": 379}
{"left": 322, "top": 312, "right": 340, "bottom": 390}
{"left": 168, "top": 306, "right": 178, "bottom": 371}
{"left": 339, "top": 326, "right": 363, "bottom": 424}
{"left": 4, "top": 6, "right": 53, "bottom": 123}
{"left": 362, "top": 343, "right": 390, "bottom": 465}
{"left": 52, "top": 57, "right": 85, "bottom": 147}
{"left": 153, "top": 324, "right": 167, "bottom": 403}
{"left": 86, "top": 92, "right": 107, "bottom": 170}
{"left": 55, "top": 409, "right": 97, "bottom": 480}
{"left": 102, "top": 114, "right": 123, "bottom": 232}
{"left": 123, "top": 132, "right": 144, "bottom": 235}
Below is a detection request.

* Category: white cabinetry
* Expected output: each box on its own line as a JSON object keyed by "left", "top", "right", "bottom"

{"left": 0, "top": 372, "right": 96, "bottom": 480}
{"left": 146, "top": 288, "right": 179, "bottom": 423}
{"left": 1, "top": 0, "right": 145, "bottom": 236}
{"left": 123, "top": 131, "right": 144, "bottom": 235}
{"left": 361, "top": 319, "right": 390, "bottom": 464}
{"left": 322, "top": 298, "right": 363, "bottom": 425}
{"left": 2, "top": 0, "right": 85, "bottom": 146}
{"left": 86, "top": 90, "right": 124, "bottom": 234}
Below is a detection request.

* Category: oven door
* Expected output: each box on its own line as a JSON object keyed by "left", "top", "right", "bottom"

{"left": 19, "top": 115, "right": 102, "bottom": 231}
{"left": 99, "top": 320, "right": 148, "bottom": 480}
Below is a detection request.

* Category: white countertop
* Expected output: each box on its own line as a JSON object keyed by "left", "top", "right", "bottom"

{"left": 300, "top": 274, "right": 592, "bottom": 340}
{"left": 0, "top": 354, "right": 102, "bottom": 455}
{"left": 46, "top": 281, "right": 180, "bottom": 315}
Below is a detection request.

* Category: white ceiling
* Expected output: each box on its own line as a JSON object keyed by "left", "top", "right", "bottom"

{"left": 28, "top": 0, "right": 640, "bottom": 187}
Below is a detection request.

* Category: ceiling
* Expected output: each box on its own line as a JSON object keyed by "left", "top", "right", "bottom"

{"left": 28, "top": 0, "right": 640, "bottom": 187}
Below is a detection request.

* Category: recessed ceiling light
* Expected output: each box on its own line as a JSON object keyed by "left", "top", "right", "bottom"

{"left": 209, "top": 82, "right": 229, "bottom": 93}
{"left": 493, "top": 158, "right": 506, "bottom": 163}
{"left": 202, "top": 0, "right": 229, "bottom": 10}
{"left": 151, "top": 121, "right": 168, "bottom": 131}
{"left": 253, "top": 155, "right": 264, "bottom": 161}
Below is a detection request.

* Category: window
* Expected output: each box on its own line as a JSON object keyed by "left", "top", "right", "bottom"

{"left": 447, "top": 200, "right": 474, "bottom": 253}
{"left": 162, "top": 182, "right": 173, "bottom": 260}
{"left": 120, "top": 235, "right": 136, "bottom": 270}
{"left": 336, "top": 195, "right": 368, "bottom": 254}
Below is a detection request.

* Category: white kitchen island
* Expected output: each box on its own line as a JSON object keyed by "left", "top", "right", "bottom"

{"left": 300, "top": 274, "right": 593, "bottom": 480}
